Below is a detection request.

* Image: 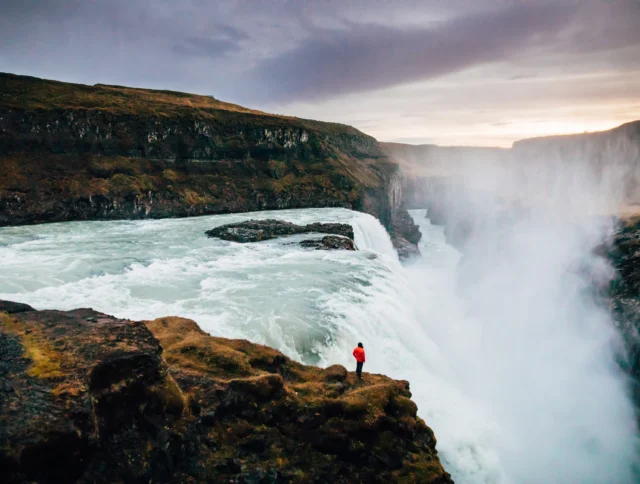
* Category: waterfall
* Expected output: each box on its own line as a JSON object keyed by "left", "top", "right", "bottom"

{"left": 0, "top": 207, "right": 637, "bottom": 483}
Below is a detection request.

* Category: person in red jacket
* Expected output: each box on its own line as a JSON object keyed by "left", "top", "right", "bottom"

{"left": 353, "top": 342, "right": 365, "bottom": 379}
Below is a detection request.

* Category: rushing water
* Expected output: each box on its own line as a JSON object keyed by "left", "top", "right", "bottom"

{"left": 0, "top": 208, "right": 637, "bottom": 483}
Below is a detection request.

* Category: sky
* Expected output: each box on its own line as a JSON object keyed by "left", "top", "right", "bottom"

{"left": 1, "top": 0, "right": 639, "bottom": 147}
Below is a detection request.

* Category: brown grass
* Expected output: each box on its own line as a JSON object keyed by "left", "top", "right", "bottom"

{"left": 145, "top": 317, "right": 253, "bottom": 377}
{"left": 0, "top": 312, "right": 66, "bottom": 378}
{"left": 0, "top": 73, "right": 378, "bottom": 139}
{"left": 0, "top": 73, "right": 270, "bottom": 118}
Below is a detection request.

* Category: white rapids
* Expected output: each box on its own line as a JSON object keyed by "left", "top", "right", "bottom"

{"left": 0, "top": 207, "right": 637, "bottom": 483}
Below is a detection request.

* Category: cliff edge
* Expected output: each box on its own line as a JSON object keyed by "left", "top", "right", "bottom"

{"left": 0, "top": 300, "right": 452, "bottom": 483}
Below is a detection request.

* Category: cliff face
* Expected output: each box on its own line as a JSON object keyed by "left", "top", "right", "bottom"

{"left": 0, "top": 73, "right": 419, "bottom": 253}
{"left": 379, "top": 143, "right": 508, "bottom": 179}
{"left": 383, "top": 121, "right": 640, "bottom": 216}
{"left": 604, "top": 217, "right": 640, "bottom": 404}
{"left": 0, "top": 301, "right": 452, "bottom": 483}
{"left": 511, "top": 121, "right": 640, "bottom": 207}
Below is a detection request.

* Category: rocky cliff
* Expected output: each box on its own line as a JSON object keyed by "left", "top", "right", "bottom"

{"left": 382, "top": 121, "right": 640, "bottom": 217}
{"left": 604, "top": 217, "right": 640, "bottom": 404}
{"left": 379, "top": 143, "right": 507, "bottom": 179}
{"left": 0, "top": 300, "right": 452, "bottom": 483}
{"left": 0, "top": 73, "right": 419, "bottom": 255}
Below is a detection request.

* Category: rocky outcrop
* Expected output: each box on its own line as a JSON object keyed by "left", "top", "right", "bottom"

{"left": 0, "top": 301, "right": 452, "bottom": 483}
{"left": 0, "top": 73, "right": 420, "bottom": 258}
{"left": 384, "top": 167, "right": 422, "bottom": 259}
{"left": 603, "top": 217, "right": 640, "bottom": 404}
{"left": 205, "top": 219, "right": 354, "bottom": 243}
{"left": 0, "top": 300, "right": 35, "bottom": 314}
{"left": 299, "top": 235, "right": 356, "bottom": 251}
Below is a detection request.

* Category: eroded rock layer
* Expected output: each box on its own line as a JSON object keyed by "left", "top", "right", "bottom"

{"left": 0, "top": 73, "right": 420, "bottom": 257}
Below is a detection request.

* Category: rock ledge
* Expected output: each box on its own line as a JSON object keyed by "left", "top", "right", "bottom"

{"left": 0, "top": 301, "right": 452, "bottom": 483}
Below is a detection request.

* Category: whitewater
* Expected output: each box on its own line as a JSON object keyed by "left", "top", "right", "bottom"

{"left": 0, "top": 208, "right": 637, "bottom": 483}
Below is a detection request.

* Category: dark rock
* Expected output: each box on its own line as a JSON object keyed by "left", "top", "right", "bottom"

{"left": 0, "top": 300, "right": 35, "bottom": 314}
{"left": 324, "top": 364, "right": 348, "bottom": 382}
{"left": 242, "top": 467, "right": 265, "bottom": 484}
{"left": 393, "top": 237, "right": 421, "bottom": 261}
{"left": 206, "top": 219, "right": 354, "bottom": 243}
{"left": 0, "top": 304, "right": 182, "bottom": 484}
{"left": 206, "top": 219, "right": 299, "bottom": 242}
{"left": 304, "top": 223, "right": 355, "bottom": 240}
{"left": 299, "top": 235, "right": 356, "bottom": 251}
{"left": 391, "top": 208, "right": 422, "bottom": 246}
{"left": 199, "top": 411, "right": 216, "bottom": 426}
{"left": 603, "top": 217, "right": 640, "bottom": 408}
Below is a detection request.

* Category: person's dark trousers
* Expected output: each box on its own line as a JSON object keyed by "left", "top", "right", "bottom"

{"left": 356, "top": 361, "right": 363, "bottom": 379}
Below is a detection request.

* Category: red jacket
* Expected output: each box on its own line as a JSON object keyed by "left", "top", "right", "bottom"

{"left": 353, "top": 347, "right": 365, "bottom": 363}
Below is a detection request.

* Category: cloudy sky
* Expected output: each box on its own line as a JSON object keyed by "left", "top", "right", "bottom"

{"left": 2, "top": 0, "right": 639, "bottom": 146}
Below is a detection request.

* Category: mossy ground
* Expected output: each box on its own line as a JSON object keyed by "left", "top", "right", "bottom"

{"left": 0, "top": 312, "right": 66, "bottom": 379}
{"left": 146, "top": 316, "right": 452, "bottom": 483}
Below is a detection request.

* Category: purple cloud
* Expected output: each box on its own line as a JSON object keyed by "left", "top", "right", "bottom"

{"left": 250, "top": 3, "right": 576, "bottom": 101}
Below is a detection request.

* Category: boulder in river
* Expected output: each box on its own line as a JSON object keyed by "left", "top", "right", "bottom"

{"left": 393, "top": 237, "right": 421, "bottom": 260}
{"left": 299, "top": 235, "right": 356, "bottom": 251}
{"left": 205, "top": 219, "right": 354, "bottom": 243}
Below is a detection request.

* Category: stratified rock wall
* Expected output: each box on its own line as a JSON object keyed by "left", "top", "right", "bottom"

{"left": 0, "top": 73, "right": 420, "bottom": 256}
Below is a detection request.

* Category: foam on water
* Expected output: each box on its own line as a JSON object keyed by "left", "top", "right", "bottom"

{"left": 0, "top": 207, "right": 636, "bottom": 483}
{"left": 0, "top": 209, "right": 399, "bottom": 364}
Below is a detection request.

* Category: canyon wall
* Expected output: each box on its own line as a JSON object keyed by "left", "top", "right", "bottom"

{"left": 0, "top": 73, "right": 419, "bottom": 253}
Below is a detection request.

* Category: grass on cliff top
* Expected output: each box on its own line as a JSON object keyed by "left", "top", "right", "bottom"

{"left": 0, "top": 72, "right": 365, "bottom": 137}
{"left": 145, "top": 316, "right": 412, "bottom": 414}
{"left": 0, "top": 312, "right": 65, "bottom": 378}
{"left": 0, "top": 72, "right": 266, "bottom": 117}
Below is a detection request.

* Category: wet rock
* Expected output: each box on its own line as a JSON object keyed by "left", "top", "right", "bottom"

{"left": 603, "top": 217, "right": 640, "bottom": 408}
{"left": 304, "top": 223, "right": 355, "bottom": 240}
{"left": 393, "top": 237, "right": 421, "bottom": 261}
{"left": 392, "top": 208, "right": 422, "bottom": 246}
{"left": 299, "top": 235, "right": 356, "bottom": 251}
{"left": 205, "top": 219, "right": 354, "bottom": 243}
{"left": 0, "top": 304, "right": 183, "bottom": 483}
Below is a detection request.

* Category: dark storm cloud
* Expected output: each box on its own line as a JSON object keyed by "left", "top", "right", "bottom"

{"left": 249, "top": 3, "right": 577, "bottom": 101}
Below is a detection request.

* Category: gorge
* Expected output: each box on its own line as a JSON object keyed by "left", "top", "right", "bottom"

{"left": 1, "top": 73, "right": 640, "bottom": 483}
